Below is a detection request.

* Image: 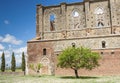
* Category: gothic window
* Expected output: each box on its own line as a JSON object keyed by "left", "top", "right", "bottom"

{"left": 72, "top": 43, "right": 76, "bottom": 47}
{"left": 72, "top": 11, "right": 79, "bottom": 17}
{"left": 43, "top": 48, "right": 47, "bottom": 55}
{"left": 50, "top": 14, "right": 55, "bottom": 31}
{"left": 102, "top": 41, "right": 106, "bottom": 48}
{"left": 71, "top": 10, "right": 81, "bottom": 29}
{"left": 95, "top": 7, "right": 104, "bottom": 28}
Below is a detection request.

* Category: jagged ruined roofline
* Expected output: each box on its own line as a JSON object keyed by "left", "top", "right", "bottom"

{"left": 37, "top": 0, "right": 108, "bottom": 8}
{"left": 36, "top": 2, "right": 83, "bottom": 8}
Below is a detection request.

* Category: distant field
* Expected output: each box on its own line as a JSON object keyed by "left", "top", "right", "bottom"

{"left": 0, "top": 75, "right": 120, "bottom": 83}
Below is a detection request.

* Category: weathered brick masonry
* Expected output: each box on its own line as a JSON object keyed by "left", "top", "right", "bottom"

{"left": 27, "top": 0, "right": 120, "bottom": 76}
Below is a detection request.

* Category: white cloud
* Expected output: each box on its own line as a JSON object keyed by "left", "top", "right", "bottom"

{"left": 0, "top": 44, "right": 5, "bottom": 50}
{"left": 13, "top": 46, "right": 27, "bottom": 54}
{"left": 0, "top": 51, "right": 2, "bottom": 56}
{"left": 4, "top": 20, "right": 10, "bottom": 25}
{"left": 4, "top": 50, "right": 11, "bottom": 58}
{"left": 0, "top": 34, "right": 25, "bottom": 67}
{"left": 0, "top": 34, "right": 23, "bottom": 45}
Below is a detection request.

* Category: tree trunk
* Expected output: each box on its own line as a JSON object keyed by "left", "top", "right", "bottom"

{"left": 74, "top": 69, "right": 79, "bottom": 78}
{"left": 24, "top": 71, "right": 25, "bottom": 75}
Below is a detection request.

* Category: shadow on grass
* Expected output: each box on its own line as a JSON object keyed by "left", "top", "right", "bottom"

{"left": 60, "top": 76, "right": 99, "bottom": 79}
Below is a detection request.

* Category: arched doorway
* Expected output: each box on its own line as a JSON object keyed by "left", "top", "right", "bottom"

{"left": 40, "top": 57, "right": 50, "bottom": 75}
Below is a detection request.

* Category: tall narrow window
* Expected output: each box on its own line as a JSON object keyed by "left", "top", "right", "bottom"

{"left": 72, "top": 10, "right": 81, "bottom": 29}
{"left": 43, "top": 48, "right": 46, "bottom": 55}
{"left": 95, "top": 7, "right": 104, "bottom": 28}
{"left": 102, "top": 41, "right": 106, "bottom": 48}
{"left": 50, "top": 14, "right": 55, "bottom": 31}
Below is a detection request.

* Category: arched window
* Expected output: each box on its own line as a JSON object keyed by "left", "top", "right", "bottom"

{"left": 95, "top": 7, "right": 104, "bottom": 28}
{"left": 50, "top": 14, "right": 55, "bottom": 31}
{"left": 72, "top": 42, "right": 76, "bottom": 48}
{"left": 43, "top": 48, "right": 46, "bottom": 55}
{"left": 72, "top": 11, "right": 79, "bottom": 17}
{"left": 102, "top": 41, "right": 106, "bottom": 48}
{"left": 98, "top": 21, "right": 104, "bottom": 27}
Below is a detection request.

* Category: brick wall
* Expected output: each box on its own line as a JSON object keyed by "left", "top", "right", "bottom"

{"left": 55, "top": 49, "right": 120, "bottom": 76}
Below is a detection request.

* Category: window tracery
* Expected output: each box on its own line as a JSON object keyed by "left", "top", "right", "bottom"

{"left": 98, "top": 21, "right": 104, "bottom": 27}
{"left": 95, "top": 7, "right": 104, "bottom": 28}
{"left": 72, "top": 10, "right": 81, "bottom": 29}
{"left": 72, "top": 11, "right": 79, "bottom": 17}
{"left": 95, "top": 8, "right": 104, "bottom": 15}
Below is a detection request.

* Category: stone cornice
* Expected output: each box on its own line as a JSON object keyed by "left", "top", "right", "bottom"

{"left": 27, "top": 34, "right": 120, "bottom": 43}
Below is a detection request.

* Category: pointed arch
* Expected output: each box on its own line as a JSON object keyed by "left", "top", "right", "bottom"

{"left": 94, "top": 7, "right": 104, "bottom": 28}
{"left": 95, "top": 7, "right": 104, "bottom": 15}
{"left": 98, "top": 21, "right": 104, "bottom": 27}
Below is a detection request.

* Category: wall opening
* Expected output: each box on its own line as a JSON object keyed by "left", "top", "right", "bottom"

{"left": 98, "top": 21, "right": 104, "bottom": 27}
{"left": 102, "top": 41, "right": 106, "bottom": 48}
{"left": 72, "top": 11, "right": 79, "bottom": 17}
{"left": 50, "top": 14, "right": 55, "bottom": 31}
{"left": 72, "top": 42, "right": 76, "bottom": 48}
{"left": 95, "top": 7, "right": 104, "bottom": 15}
{"left": 95, "top": 7, "right": 104, "bottom": 28}
{"left": 43, "top": 48, "right": 47, "bottom": 55}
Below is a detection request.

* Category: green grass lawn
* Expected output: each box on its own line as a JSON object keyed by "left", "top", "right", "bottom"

{"left": 0, "top": 75, "right": 120, "bottom": 83}
{"left": 0, "top": 69, "right": 22, "bottom": 72}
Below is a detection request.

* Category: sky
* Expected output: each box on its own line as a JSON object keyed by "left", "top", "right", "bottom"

{"left": 0, "top": 0, "right": 82, "bottom": 68}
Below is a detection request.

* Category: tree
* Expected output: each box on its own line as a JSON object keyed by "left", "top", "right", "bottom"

{"left": 57, "top": 46, "right": 101, "bottom": 78}
{"left": 29, "top": 63, "right": 42, "bottom": 73}
{"left": 1, "top": 52, "right": 5, "bottom": 72}
{"left": 22, "top": 52, "right": 26, "bottom": 75}
{"left": 11, "top": 52, "right": 16, "bottom": 72}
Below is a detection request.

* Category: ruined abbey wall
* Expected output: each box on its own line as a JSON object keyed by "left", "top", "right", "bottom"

{"left": 27, "top": 0, "right": 120, "bottom": 76}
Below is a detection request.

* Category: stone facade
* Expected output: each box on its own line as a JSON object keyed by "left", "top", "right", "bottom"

{"left": 27, "top": 0, "right": 120, "bottom": 76}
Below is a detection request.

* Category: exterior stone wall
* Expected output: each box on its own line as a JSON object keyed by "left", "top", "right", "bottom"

{"left": 43, "top": 27, "right": 112, "bottom": 40}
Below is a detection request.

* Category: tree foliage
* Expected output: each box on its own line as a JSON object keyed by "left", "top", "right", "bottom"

{"left": 57, "top": 46, "right": 101, "bottom": 78}
{"left": 22, "top": 52, "right": 26, "bottom": 71}
{"left": 11, "top": 52, "right": 16, "bottom": 72}
{"left": 1, "top": 52, "right": 5, "bottom": 72}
